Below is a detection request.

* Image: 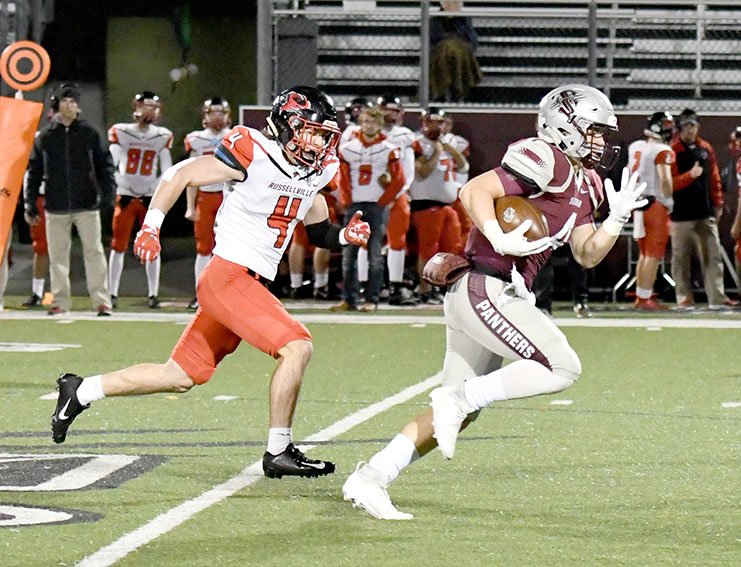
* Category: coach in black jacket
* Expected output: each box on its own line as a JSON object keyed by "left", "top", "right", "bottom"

{"left": 24, "top": 83, "right": 115, "bottom": 315}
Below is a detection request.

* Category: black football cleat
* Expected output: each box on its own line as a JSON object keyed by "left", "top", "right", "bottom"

{"left": 22, "top": 293, "right": 42, "bottom": 307}
{"left": 148, "top": 295, "right": 160, "bottom": 309}
{"left": 51, "top": 373, "right": 89, "bottom": 444}
{"left": 262, "top": 443, "right": 336, "bottom": 479}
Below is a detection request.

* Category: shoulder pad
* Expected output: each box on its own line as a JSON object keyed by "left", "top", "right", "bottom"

{"left": 215, "top": 126, "right": 254, "bottom": 176}
{"left": 501, "top": 137, "right": 573, "bottom": 193}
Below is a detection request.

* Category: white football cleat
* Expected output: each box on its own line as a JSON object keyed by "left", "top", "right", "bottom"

{"left": 342, "top": 462, "right": 413, "bottom": 521}
{"left": 430, "top": 385, "right": 473, "bottom": 459}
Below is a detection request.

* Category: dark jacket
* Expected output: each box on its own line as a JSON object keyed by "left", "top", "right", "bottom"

{"left": 24, "top": 117, "right": 114, "bottom": 214}
{"left": 670, "top": 136, "right": 722, "bottom": 222}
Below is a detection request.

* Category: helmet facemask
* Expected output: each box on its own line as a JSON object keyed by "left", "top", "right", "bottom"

{"left": 202, "top": 98, "right": 231, "bottom": 131}
{"left": 577, "top": 121, "right": 619, "bottom": 171}
{"left": 133, "top": 92, "right": 162, "bottom": 125}
{"left": 273, "top": 114, "right": 340, "bottom": 173}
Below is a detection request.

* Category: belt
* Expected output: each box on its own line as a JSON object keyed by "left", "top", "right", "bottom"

{"left": 470, "top": 261, "right": 511, "bottom": 283}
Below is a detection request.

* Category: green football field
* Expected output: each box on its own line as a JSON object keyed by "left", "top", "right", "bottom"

{"left": 0, "top": 312, "right": 739, "bottom": 566}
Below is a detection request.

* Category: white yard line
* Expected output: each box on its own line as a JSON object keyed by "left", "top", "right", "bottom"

{"left": 77, "top": 373, "right": 443, "bottom": 567}
{"left": 3, "top": 310, "right": 741, "bottom": 328}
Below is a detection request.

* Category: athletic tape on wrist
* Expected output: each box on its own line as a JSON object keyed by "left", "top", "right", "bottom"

{"left": 143, "top": 208, "right": 166, "bottom": 229}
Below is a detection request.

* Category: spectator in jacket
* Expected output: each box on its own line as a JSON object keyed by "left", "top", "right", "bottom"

{"left": 670, "top": 109, "right": 737, "bottom": 309}
{"left": 24, "top": 83, "right": 115, "bottom": 315}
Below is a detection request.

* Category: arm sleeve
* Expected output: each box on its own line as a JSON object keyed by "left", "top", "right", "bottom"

{"left": 305, "top": 218, "right": 343, "bottom": 250}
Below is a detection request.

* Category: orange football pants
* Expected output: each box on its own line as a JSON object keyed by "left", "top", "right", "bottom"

{"left": 194, "top": 191, "right": 223, "bottom": 255}
{"left": 637, "top": 200, "right": 670, "bottom": 259}
{"left": 387, "top": 193, "right": 410, "bottom": 250}
{"left": 111, "top": 195, "right": 148, "bottom": 252}
{"left": 30, "top": 196, "right": 48, "bottom": 255}
{"left": 452, "top": 198, "right": 473, "bottom": 247}
{"left": 171, "top": 255, "right": 311, "bottom": 384}
{"left": 412, "top": 205, "right": 462, "bottom": 260}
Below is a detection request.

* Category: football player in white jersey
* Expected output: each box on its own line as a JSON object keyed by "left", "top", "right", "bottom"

{"left": 628, "top": 112, "right": 676, "bottom": 311}
{"left": 440, "top": 112, "right": 475, "bottom": 245}
{"left": 333, "top": 106, "right": 405, "bottom": 311}
{"left": 343, "top": 84, "right": 648, "bottom": 520}
{"left": 183, "top": 96, "right": 233, "bottom": 309}
{"left": 108, "top": 91, "right": 174, "bottom": 308}
{"left": 51, "top": 87, "right": 370, "bottom": 480}
{"left": 410, "top": 107, "right": 469, "bottom": 303}
{"left": 369, "top": 94, "right": 419, "bottom": 305}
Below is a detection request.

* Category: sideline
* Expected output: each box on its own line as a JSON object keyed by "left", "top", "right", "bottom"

{"left": 77, "top": 373, "right": 443, "bottom": 566}
{"left": 2, "top": 310, "right": 741, "bottom": 328}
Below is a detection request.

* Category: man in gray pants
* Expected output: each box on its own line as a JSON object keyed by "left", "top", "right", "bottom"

{"left": 24, "top": 83, "right": 115, "bottom": 315}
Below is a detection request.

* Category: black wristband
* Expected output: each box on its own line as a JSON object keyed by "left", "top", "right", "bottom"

{"left": 305, "top": 218, "right": 343, "bottom": 250}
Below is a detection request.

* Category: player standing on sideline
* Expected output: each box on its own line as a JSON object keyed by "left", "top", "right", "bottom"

{"left": 372, "top": 94, "right": 419, "bottom": 305}
{"left": 440, "top": 113, "right": 474, "bottom": 245}
{"left": 108, "top": 91, "right": 173, "bottom": 309}
{"left": 332, "top": 106, "right": 405, "bottom": 311}
{"left": 183, "top": 96, "right": 233, "bottom": 309}
{"left": 628, "top": 111, "right": 675, "bottom": 311}
{"left": 343, "top": 84, "right": 647, "bottom": 520}
{"left": 50, "top": 86, "right": 370, "bottom": 479}
{"left": 410, "top": 107, "right": 468, "bottom": 304}
{"left": 727, "top": 127, "right": 741, "bottom": 280}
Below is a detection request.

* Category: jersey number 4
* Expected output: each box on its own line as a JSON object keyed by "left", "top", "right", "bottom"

{"left": 125, "top": 148, "right": 157, "bottom": 176}
{"left": 268, "top": 195, "right": 302, "bottom": 248}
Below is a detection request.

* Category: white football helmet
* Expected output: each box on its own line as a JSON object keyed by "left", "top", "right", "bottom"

{"left": 537, "top": 84, "right": 619, "bottom": 170}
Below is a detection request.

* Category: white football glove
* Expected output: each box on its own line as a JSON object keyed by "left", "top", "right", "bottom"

{"left": 605, "top": 168, "right": 648, "bottom": 227}
{"left": 483, "top": 219, "right": 552, "bottom": 257}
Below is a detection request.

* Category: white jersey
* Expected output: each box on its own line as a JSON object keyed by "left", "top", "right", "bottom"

{"left": 212, "top": 126, "right": 339, "bottom": 280}
{"left": 339, "top": 132, "right": 401, "bottom": 203}
{"left": 410, "top": 135, "right": 459, "bottom": 204}
{"left": 340, "top": 123, "right": 361, "bottom": 145}
{"left": 185, "top": 126, "right": 232, "bottom": 192}
{"left": 441, "top": 132, "right": 470, "bottom": 186}
{"left": 385, "top": 124, "right": 416, "bottom": 194}
{"left": 628, "top": 138, "right": 675, "bottom": 210}
{"left": 108, "top": 123, "right": 173, "bottom": 197}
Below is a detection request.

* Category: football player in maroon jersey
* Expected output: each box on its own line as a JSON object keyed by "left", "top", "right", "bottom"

{"left": 343, "top": 84, "right": 648, "bottom": 520}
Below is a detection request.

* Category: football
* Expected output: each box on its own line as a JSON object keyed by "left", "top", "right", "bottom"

{"left": 494, "top": 195, "right": 550, "bottom": 241}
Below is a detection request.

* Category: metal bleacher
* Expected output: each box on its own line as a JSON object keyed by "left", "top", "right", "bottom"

{"left": 268, "top": 1, "right": 741, "bottom": 111}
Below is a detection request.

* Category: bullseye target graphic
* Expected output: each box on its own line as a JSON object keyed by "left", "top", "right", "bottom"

{"left": 0, "top": 41, "right": 50, "bottom": 91}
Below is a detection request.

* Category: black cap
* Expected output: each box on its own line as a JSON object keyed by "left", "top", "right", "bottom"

{"left": 677, "top": 108, "right": 699, "bottom": 128}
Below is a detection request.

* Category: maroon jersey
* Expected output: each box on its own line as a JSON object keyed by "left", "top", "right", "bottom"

{"left": 465, "top": 137, "right": 604, "bottom": 288}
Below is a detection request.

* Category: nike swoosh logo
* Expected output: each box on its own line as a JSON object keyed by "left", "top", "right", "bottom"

{"left": 303, "top": 461, "right": 326, "bottom": 470}
{"left": 58, "top": 399, "right": 72, "bottom": 420}
{"left": 579, "top": 187, "right": 589, "bottom": 194}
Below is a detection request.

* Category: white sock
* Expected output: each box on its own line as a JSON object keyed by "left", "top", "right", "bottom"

{"left": 194, "top": 254, "right": 211, "bottom": 286}
{"left": 76, "top": 375, "right": 105, "bottom": 406}
{"left": 387, "top": 248, "right": 405, "bottom": 283}
{"left": 357, "top": 246, "right": 369, "bottom": 282}
{"left": 108, "top": 251, "right": 125, "bottom": 296}
{"left": 145, "top": 257, "right": 161, "bottom": 297}
{"left": 314, "top": 271, "right": 329, "bottom": 288}
{"left": 636, "top": 286, "right": 652, "bottom": 299}
{"left": 290, "top": 273, "right": 304, "bottom": 289}
{"left": 267, "top": 427, "right": 292, "bottom": 455}
{"left": 367, "top": 433, "right": 419, "bottom": 484}
{"left": 463, "top": 360, "right": 573, "bottom": 410}
{"left": 32, "top": 278, "right": 45, "bottom": 297}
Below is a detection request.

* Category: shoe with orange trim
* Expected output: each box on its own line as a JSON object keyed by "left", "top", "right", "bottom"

{"left": 634, "top": 297, "right": 669, "bottom": 311}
